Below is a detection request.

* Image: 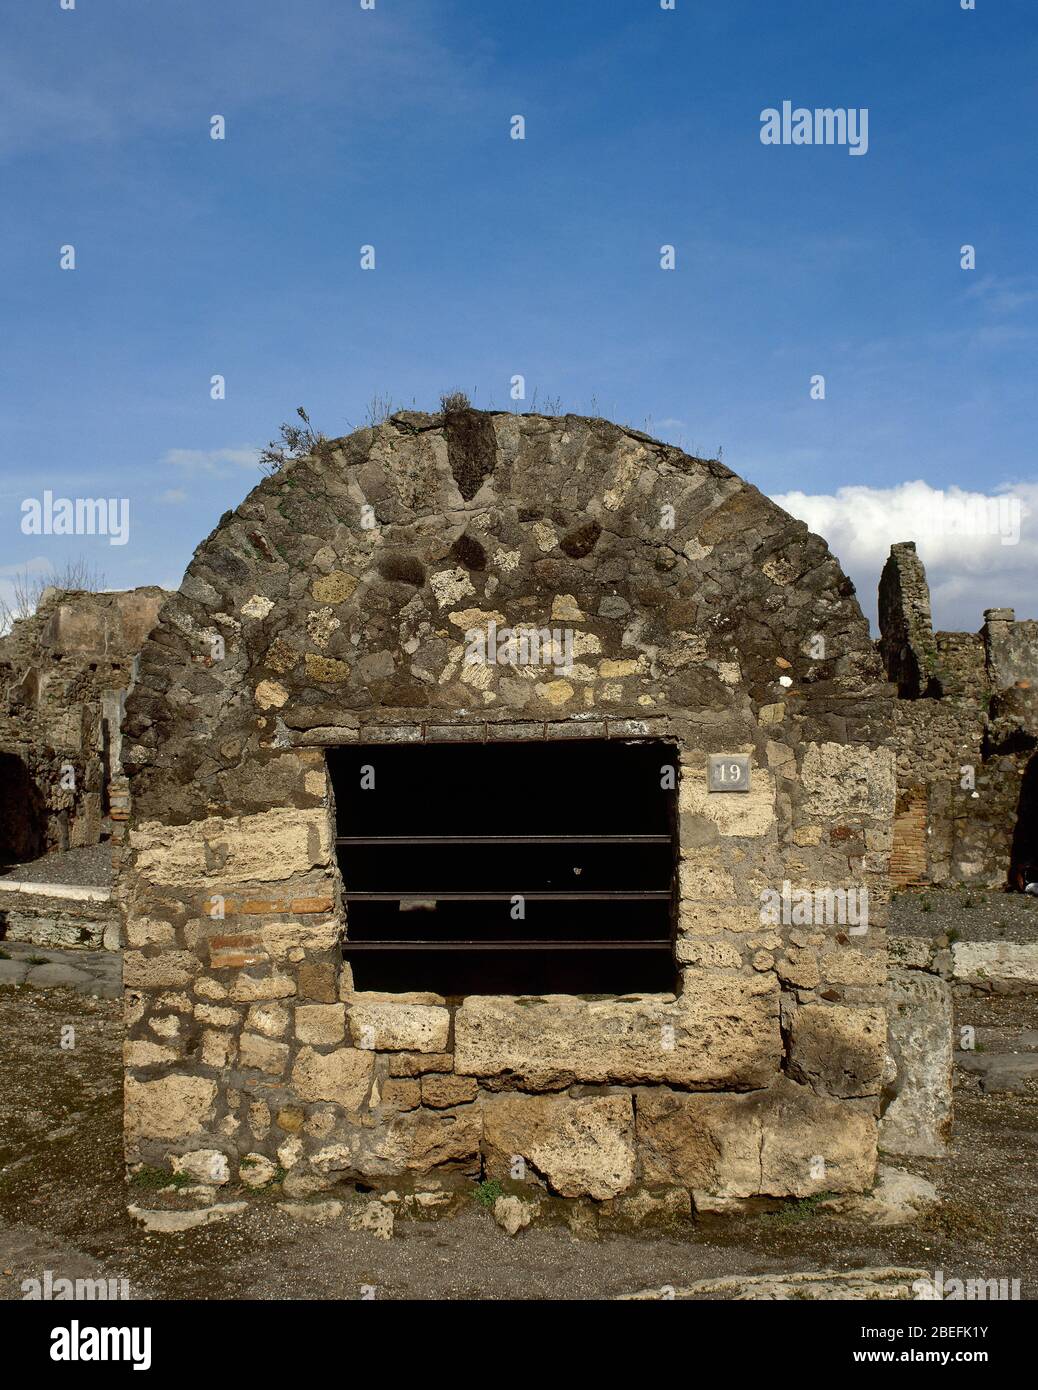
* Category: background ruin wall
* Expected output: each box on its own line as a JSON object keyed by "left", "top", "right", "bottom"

{"left": 882, "top": 542, "right": 1038, "bottom": 888}
{"left": 0, "top": 587, "right": 166, "bottom": 864}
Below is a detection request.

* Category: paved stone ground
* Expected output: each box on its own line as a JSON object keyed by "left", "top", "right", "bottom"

{"left": 0, "top": 941, "right": 120, "bottom": 998}
{"left": 0, "top": 966, "right": 1036, "bottom": 1301}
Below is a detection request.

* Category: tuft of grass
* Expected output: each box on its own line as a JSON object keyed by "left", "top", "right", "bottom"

{"left": 766, "top": 1192, "right": 837, "bottom": 1226}
{"left": 440, "top": 390, "right": 472, "bottom": 413}
{"left": 947, "top": 928, "right": 960, "bottom": 944}
{"left": 920, "top": 896, "right": 933, "bottom": 913}
{"left": 364, "top": 393, "right": 396, "bottom": 427}
{"left": 919, "top": 1197, "right": 1002, "bottom": 1240}
{"left": 474, "top": 1179, "right": 503, "bottom": 1209}
{"left": 130, "top": 1165, "right": 192, "bottom": 1191}
{"left": 259, "top": 406, "right": 330, "bottom": 475}
{"left": 26, "top": 955, "right": 49, "bottom": 966}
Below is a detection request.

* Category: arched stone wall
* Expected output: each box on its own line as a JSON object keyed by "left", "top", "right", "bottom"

{"left": 120, "top": 409, "right": 895, "bottom": 1209}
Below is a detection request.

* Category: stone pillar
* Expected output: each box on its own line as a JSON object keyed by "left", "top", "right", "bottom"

{"left": 880, "top": 964, "right": 953, "bottom": 1157}
{"left": 878, "top": 542, "right": 937, "bottom": 697}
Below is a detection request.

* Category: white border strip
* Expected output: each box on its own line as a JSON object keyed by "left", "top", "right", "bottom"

{"left": 0, "top": 879, "right": 110, "bottom": 903}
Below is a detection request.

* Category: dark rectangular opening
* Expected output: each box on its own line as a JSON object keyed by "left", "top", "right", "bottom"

{"left": 330, "top": 738, "right": 678, "bottom": 996}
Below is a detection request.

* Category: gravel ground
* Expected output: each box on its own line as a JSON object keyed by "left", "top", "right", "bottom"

{"left": 889, "top": 886, "right": 1038, "bottom": 943}
{"left": 0, "top": 843, "right": 112, "bottom": 888}
{"left": 0, "top": 980, "right": 1035, "bottom": 1301}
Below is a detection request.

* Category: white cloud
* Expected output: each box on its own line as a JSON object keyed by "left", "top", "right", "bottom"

{"left": 771, "top": 480, "right": 1038, "bottom": 634}
{"left": 161, "top": 447, "right": 260, "bottom": 476}
{"left": 0, "top": 4, "right": 472, "bottom": 161}
{"left": 158, "top": 488, "right": 188, "bottom": 504}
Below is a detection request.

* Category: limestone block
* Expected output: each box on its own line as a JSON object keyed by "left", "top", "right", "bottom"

{"left": 239, "top": 1032, "right": 289, "bottom": 1076}
{"left": 129, "top": 807, "right": 332, "bottom": 886}
{"left": 295, "top": 1003, "right": 347, "bottom": 1045}
{"left": 316, "top": 1105, "right": 481, "bottom": 1178}
{"left": 245, "top": 1001, "right": 289, "bottom": 1038}
{"left": 381, "top": 1078, "right": 422, "bottom": 1112}
{"left": 200, "top": 1030, "right": 235, "bottom": 1067}
{"left": 388, "top": 1052, "right": 455, "bottom": 1077}
{"left": 676, "top": 851, "right": 736, "bottom": 900}
{"left": 291, "top": 1045, "right": 374, "bottom": 1108}
{"left": 819, "top": 943, "right": 888, "bottom": 987}
{"left": 788, "top": 1005, "right": 888, "bottom": 1099}
{"left": 952, "top": 941, "right": 1038, "bottom": 991}
{"left": 123, "top": 1040, "right": 176, "bottom": 1067}
{"left": 880, "top": 968, "right": 953, "bottom": 1157}
{"left": 125, "top": 1075, "right": 218, "bottom": 1142}
{"left": 240, "top": 1154, "right": 278, "bottom": 1188}
{"left": 230, "top": 972, "right": 296, "bottom": 1002}
{"left": 348, "top": 1000, "right": 450, "bottom": 1053}
{"left": 454, "top": 977, "right": 782, "bottom": 1089}
{"left": 483, "top": 1092, "right": 636, "bottom": 1200}
{"left": 123, "top": 951, "right": 199, "bottom": 989}
{"left": 800, "top": 742, "right": 896, "bottom": 821}
{"left": 420, "top": 1074, "right": 478, "bottom": 1109}
{"left": 125, "top": 919, "right": 177, "bottom": 948}
{"left": 675, "top": 938, "right": 743, "bottom": 968}
{"left": 636, "top": 1078, "right": 877, "bottom": 1197}
{"left": 678, "top": 901, "right": 761, "bottom": 934}
{"left": 171, "top": 1149, "right": 230, "bottom": 1186}
{"left": 680, "top": 769, "right": 776, "bottom": 839}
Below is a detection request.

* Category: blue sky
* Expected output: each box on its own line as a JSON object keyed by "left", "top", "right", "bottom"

{"left": 2, "top": 0, "right": 1036, "bottom": 630}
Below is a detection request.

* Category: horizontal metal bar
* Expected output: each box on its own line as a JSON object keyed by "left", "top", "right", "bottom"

{"left": 341, "top": 939, "right": 674, "bottom": 952}
{"left": 345, "top": 890, "right": 672, "bottom": 902}
{"left": 336, "top": 834, "right": 672, "bottom": 846}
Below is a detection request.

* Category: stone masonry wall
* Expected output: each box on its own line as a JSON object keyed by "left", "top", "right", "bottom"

{"left": 0, "top": 587, "right": 166, "bottom": 861}
{"left": 882, "top": 545, "right": 1038, "bottom": 887}
{"left": 120, "top": 410, "right": 895, "bottom": 1210}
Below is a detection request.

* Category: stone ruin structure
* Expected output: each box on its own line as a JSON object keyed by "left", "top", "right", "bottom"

{"left": 116, "top": 408, "right": 898, "bottom": 1209}
{"left": 882, "top": 541, "right": 1038, "bottom": 889}
{"left": 0, "top": 586, "right": 165, "bottom": 864}
{"left": 4, "top": 418, "right": 1034, "bottom": 1215}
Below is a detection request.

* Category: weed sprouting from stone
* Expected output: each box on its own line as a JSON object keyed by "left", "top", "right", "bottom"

{"left": 130, "top": 1165, "right": 192, "bottom": 1191}
{"left": 259, "top": 407, "right": 330, "bottom": 475}
{"left": 765, "top": 1192, "right": 837, "bottom": 1225}
{"left": 365, "top": 393, "right": 396, "bottom": 426}
{"left": 474, "top": 1179, "right": 503, "bottom": 1209}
